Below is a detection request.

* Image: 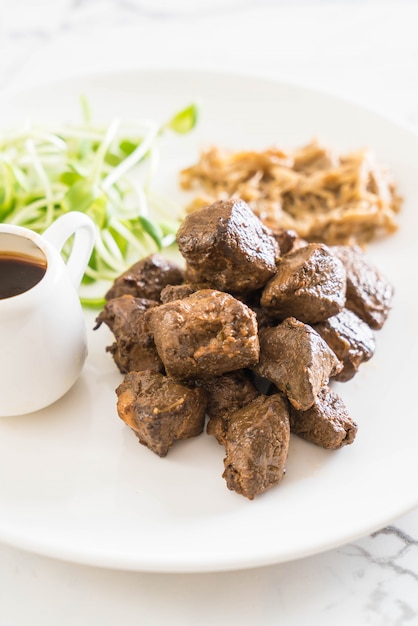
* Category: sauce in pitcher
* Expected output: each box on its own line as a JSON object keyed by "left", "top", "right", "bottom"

{"left": 0, "top": 253, "right": 47, "bottom": 299}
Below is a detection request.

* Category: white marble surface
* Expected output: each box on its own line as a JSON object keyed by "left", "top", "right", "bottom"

{"left": 1, "top": 0, "right": 418, "bottom": 624}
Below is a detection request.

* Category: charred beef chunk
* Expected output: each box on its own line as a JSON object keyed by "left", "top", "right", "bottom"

{"left": 331, "top": 245, "right": 394, "bottom": 329}
{"left": 116, "top": 370, "right": 207, "bottom": 457}
{"left": 201, "top": 371, "right": 260, "bottom": 445}
{"left": 314, "top": 308, "right": 375, "bottom": 382}
{"left": 260, "top": 243, "right": 346, "bottom": 324}
{"left": 105, "top": 253, "right": 184, "bottom": 302}
{"left": 222, "top": 393, "right": 290, "bottom": 500}
{"left": 252, "top": 317, "right": 342, "bottom": 410}
{"left": 147, "top": 289, "right": 259, "bottom": 380}
{"left": 289, "top": 386, "right": 358, "bottom": 449}
{"left": 176, "top": 199, "right": 279, "bottom": 294}
{"left": 271, "top": 228, "right": 307, "bottom": 256}
{"left": 95, "top": 295, "right": 163, "bottom": 374}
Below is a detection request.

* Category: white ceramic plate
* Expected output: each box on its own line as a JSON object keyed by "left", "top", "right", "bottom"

{"left": 0, "top": 70, "right": 417, "bottom": 573}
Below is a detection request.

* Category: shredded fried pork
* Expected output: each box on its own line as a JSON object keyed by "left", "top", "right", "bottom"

{"left": 180, "top": 139, "right": 402, "bottom": 246}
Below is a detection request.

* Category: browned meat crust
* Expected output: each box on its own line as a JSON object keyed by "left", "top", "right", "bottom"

{"left": 271, "top": 227, "right": 307, "bottom": 256}
{"left": 252, "top": 317, "right": 342, "bottom": 410}
{"left": 159, "top": 282, "right": 210, "bottom": 303}
{"left": 176, "top": 199, "right": 279, "bottom": 294}
{"left": 105, "top": 253, "right": 184, "bottom": 302}
{"left": 289, "top": 386, "right": 358, "bottom": 449}
{"left": 222, "top": 393, "right": 290, "bottom": 500}
{"left": 260, "top": 243, "right": 346, "bottom": 323}
{"left": 95, "top": 295, "right": 163, "bottom": 374}
{"left": 331, "top": 245, "right": 394, "bottom": 329}
{"left": 147, "top": 289, "right": 259, "bottom": 380}
{"left": 116, "top": 370, "right": 207, "bottom": 457}
{"left": 314, "top": 308, "right": 375, "bottom": 382}
{"left": 201, "top": 371, "right": 259, "bottom": 445}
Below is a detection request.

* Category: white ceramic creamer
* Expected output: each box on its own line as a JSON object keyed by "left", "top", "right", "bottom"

{"left": 0, "top": 212, "right": 95, "bottom": 416}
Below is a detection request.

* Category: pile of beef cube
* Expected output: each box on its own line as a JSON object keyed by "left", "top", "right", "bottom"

{"left": 95, "top": 199, "right": 394, "bottom": 500}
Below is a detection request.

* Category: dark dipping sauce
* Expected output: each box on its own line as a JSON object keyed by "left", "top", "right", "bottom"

{"left": 0, "top": 254, "right": 47, "bottom": 299}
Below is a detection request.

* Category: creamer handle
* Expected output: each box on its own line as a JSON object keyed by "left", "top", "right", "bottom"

{"left": 43, "top": 212, "right": 95, "bottom": 289}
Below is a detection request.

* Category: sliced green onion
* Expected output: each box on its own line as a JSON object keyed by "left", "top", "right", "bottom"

{"left": 166, "top": 103, "right": 199, "bottom": 134}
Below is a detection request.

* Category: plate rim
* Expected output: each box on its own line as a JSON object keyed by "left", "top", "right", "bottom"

{"left": 1, "top": 67, "right": 417, "bottom": 573}
{"left": 3, "top": 65, "right": 418, "bottom": 141}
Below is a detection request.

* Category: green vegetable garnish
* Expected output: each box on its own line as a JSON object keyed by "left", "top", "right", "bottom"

{"left": 0, "top": 100, "right": 199, "bottom": 305}
{"left": 166, "top": 104, "right": 199, "bottom": 134}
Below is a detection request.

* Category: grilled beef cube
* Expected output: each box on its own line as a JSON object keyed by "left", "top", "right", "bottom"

{"left": 260, "top": 243, "right": 346, "bottom": 324}
{"left": 253, "top": 317, "right": 342, "bottom": 410}
{"left": 223, "top": 393, "right": 290, "bottom": 500}
{"left": 314, "top": 308, "right": 375, "bottom": 382}
{"left": 95, "top": 295, "right": 163, "bottom": 374}
{"left": 105, "top": 253, "right": 184, "bottom": 302}
{"left": 331, "top": 245, "right": 394, "bottom": 329}
{"left": 147, "top": 289, "right": 259, "bottom": 380}
{"left": 271, "top": 227, "right": 307, "bottom": 256}
{"left": 116, "top": 370, "right": 207, "bottom": 457}
{"left": 201, "top": 371, "right": 260, "bottom": 445}
{"left": 289, "top": 386, "right": 358, "bottom": 449}
{"left": 176, "top": 199, "right": 279, "bottom": 294}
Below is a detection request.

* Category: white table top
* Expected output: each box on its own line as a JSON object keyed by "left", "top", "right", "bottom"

{"left": 1, "top": 1, "right": 418, "bottom": 624}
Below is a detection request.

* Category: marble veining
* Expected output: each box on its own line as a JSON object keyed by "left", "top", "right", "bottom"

{"left": 346, "top": 527, "right": 418, "bottom": 583}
